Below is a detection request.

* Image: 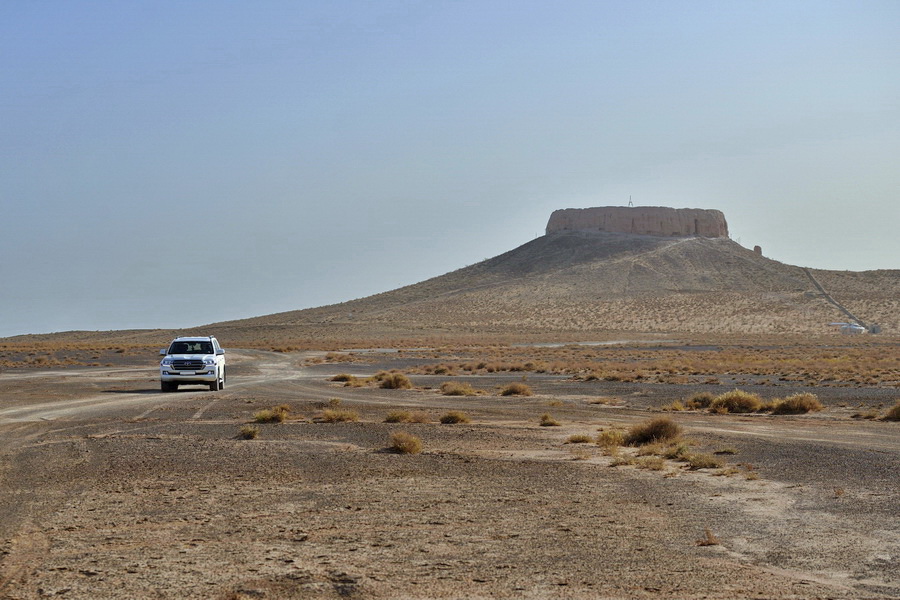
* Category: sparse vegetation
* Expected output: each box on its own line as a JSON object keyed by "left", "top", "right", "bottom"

{"left": 320, "top": 408, "right": 359, "bottom": 423}
{"left": 500, "top": 382, "right": 532, "bottom": 396}
{"left": 239, "top": 425, "right": 259, "bottom": 440}
{"left": 379, "top": 372, "right": 413, "bottom": 390}
{"left": 883, "top": 402, "right": 900, "bottom": 421}
{"left": 624, "top": 417, "right": 681, "bottom": 446}
{"left": 439, "top": 411, "right": 471, "bottom": 424}
{"left": 440, "top": 381, "right": 477, "bottom": 396}
{"left": 696, "top": 528, "right": 720, "bottom": 546}
{"left": 254, "top": 404, "right": 290, "bottom": 423}
{"left": 709, "top": 389, "right": 763, "bottom": 414}
{"left": 596, "top": 428, "right": 626, "bottom": 449}
{"left": 389, "top": 431, "right": 423, "bottom": 454}
{"left": 329, "top": 373, "right": 355, "bottom": 382}
{"left": 538, "top": 413, "right": 560, "bottom": 427}
{"left": 771, "top": 393, "right": 823, "bottom": 415}
{"left": 567, "top": 434, "right": 593, "bottom": 444}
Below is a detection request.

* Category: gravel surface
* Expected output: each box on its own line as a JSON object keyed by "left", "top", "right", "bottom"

{"left": 1, "top": 349, "right": 898, "bottom": 599}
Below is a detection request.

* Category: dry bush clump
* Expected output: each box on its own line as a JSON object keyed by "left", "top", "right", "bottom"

{"left": 686, "top": 392, "right": 715, "bottom": 409}
{"left": 538, "top": 413, "right": 560, "bottom": 427}
{"left": 771, "top": 393, "right": 823, "bottom": 415}
{"left": 696, "top": 528, "right": 721, "bottom": 546}
{"left": 440, "top": 381, "right": 477, "bottom": 396}
{"left": 624, "top": 417, "right": 682, "bottom": 446}
{"left": 500, "top": 382, "right": 532, "bottom": 396}
{"left": 883, "top": 403, "right": 900, "bottom": 421}
{"left": 378, "top": 372, "right": 413, "bottom": 390}
{"left": 320, "top": 408, "right": 359, "bottom": 423}
{"left": 254, "top": 404, "right": 291, "bottom": 423}
{"left": 596, "top": 428, "right": 626, "bottom": 450}
{"left": 389, "top": 431, "right": 423, "bottom": 454}
{"left": 683, "top": 452, "right": 724, "bottom": 470}
{"left": 567, "top": 434, "right": 593, "bottom": 444}
{"left": 384, "top": 410, "right": 410, "bottom": 423}
{"left": 709, "top": 389, "right": 763, "bottom": 413}
{"left": 439, "top": 411, "right": 471, "bottom": 424}
{"left": 329, "top": 373, "right": 355, "bottom": 382}
{"left": 239, "top": 425, "right": 259, "bottom": 440}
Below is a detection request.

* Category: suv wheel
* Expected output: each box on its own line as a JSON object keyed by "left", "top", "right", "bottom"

{"left": 210, "top": 371, "right": 222, "bottom": 391}
{"left": 161, "top": 381, "right": 177, "bottom": 392}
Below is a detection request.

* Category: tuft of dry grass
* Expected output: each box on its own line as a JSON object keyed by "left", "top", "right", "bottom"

{"left": 771, "top": 392, "right": 823, "bottom": 415}
{"left": 379, "top": 372, "right": 413, "bottom": 389}
{"left": 882, "top": 402, "right": 900, "bottom": 421}
{"left": 329, "top": 373, "right": 355, "bottom": 382}
{"left": 682, "top": 452, "right": 724, "bottom": 470}
{"left": 709, "top": 389, "right": 763, "bottom": 413}
{"left": 384, "top": 410, "right": 410, "bottom": 423}
{"left": 320, "top": 408, "right": 359, "bottom": 423}
{"left": 500, "top": 382, "right": 532, "bottom": 396}
{"left": 538, "top": 413, "right": 560, "bottom": 427}
{"left": 696, "top": 528, "right": 721, "bottom": 546}
{"left": 254, "top": 404, "right": 290, "bottom": 423}
{"left": 624, "top": 417, "right": 681, "bottom": 446}
{"left": 567, "top": 434, "right": 593, "bottom": 444}
{"left": 440, "top": 381, "right": 477, "bottom": 396}
{"left": 686, "top": 392, "right": 715, "bottom": 409}
{"left": 389, "top": 431, "right": 423, "bottom": 454}
{"left": 439, "top": 411, "right": 471, "bottom": 424}
{"left": 596, "top": 428, "right": 626, "bottom": 449}
{"left": 239, "top": 425, "right": 259, "bottom": 440}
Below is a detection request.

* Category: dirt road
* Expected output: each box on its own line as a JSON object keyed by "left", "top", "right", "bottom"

{"left": 1, "top": 350, "right": 898, "bottom": 599}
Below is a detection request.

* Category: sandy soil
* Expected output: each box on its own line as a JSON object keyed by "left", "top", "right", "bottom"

{"left": 1, "top": 348, "right": 899, "bottom": 599}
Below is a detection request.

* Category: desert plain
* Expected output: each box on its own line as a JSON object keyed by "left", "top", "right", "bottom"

{"left": 0, "top": 335, "right": 898, "bottom": 599}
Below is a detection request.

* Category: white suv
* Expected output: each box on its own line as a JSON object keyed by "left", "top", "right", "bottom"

{"left": 159, "top": 336, "right": 226, "bottom": 392}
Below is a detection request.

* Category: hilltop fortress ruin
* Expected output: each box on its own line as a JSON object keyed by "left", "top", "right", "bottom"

{"left": 546, "top": 206, "right": 729, "bottom": 238}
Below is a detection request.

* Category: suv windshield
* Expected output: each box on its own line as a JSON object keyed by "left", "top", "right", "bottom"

{"left": 169, "top": 341, "right": 213, "bottom": 354}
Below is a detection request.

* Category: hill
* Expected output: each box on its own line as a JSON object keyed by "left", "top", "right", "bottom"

{"left": 204, "top": 230, "right": 898, "bottom": 343}
{"left": 6, "top": 229, "right": 898, "bottom": 346}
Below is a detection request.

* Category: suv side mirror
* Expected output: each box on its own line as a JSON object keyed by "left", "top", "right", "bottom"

{"left": 159, "top": 349, "right": 167, "bottom": 356}
{"left": 216, "top": 349, "right": 225, "bottom": 356}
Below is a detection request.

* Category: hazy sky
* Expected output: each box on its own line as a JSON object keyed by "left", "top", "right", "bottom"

{"left": 2, "top": 1, "right": 898, "bottom": 337}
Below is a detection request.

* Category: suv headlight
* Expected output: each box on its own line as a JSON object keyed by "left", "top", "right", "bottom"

{"left": 161, "top": 358, "right": 173, "bottom": 366}
{"left": 203, "top": 358, "right": 215, "bottom": 365}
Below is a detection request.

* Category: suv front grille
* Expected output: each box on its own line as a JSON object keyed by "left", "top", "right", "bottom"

{"left": 172, "top": 359, "right": 205, "bottom": 371}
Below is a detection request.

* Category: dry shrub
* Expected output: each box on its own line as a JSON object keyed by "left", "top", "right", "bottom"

{"left": 771, "top": 393, "right": 823, "bottom": 415}
{"left": 320, "top": 408, "right": 359, "bottom": 423}
{"left": 330, "top": 373, "right": 355, "bottom": 382}
{"left": 380, "top": 372, "right": 412, "bottom": 390}
{"left": 637, "top": 456, "right": 666, "bottom": 471}
{"left": 500, "top": 382, "right": 532, "bottom": 396}
{"left": 254, "top": 405, "right": 290, "bottom": 423}
{"left": 239, "top": 425, "right": 259, "bottom": 440}
{"left": 440, "top": 381, "right": 477, "bottom": 396}
{"left": 709, "top": 389, "right": 763, "bottom": 413}
{"left": 567, "top": 434, "right": 593, "bottom": 444}
{"left": 539, "top": 413, "right": 560, "bottom": 427}
{"left": 439, "top": 411, "right": 470, "bottom": 424}
{"left": 683, "top": 452, "right": 724, "bottom": 470}
{"left": 624, "top": 417, "right": 682, "bottom": 446}
{"left": 882, "top": 402, "right": 900, "bottom": 421}
{"left": 384, "top": 410, "right": 410, "bottom": 423}
{"left": 696, "top": 528, "right": 721, "bottom": 546}
{"left": 389, "top": 431, "right": 423, "bottom": 454}
{"left": 407, "top": 411, "right": 431, "bottom": 423}
{"left": 596, "top": 428, "right": 625, "bottom": 449}
{"left": 686, "top": 392, "right": 715, "bottom": 409}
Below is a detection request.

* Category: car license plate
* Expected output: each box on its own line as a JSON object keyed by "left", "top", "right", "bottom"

{"left": 180, "top": 371, "right": 195, "bottom": 375}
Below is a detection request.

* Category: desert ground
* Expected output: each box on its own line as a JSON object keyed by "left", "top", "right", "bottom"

{"left": 0, "top": 338, "right": 898, "bottom": 599}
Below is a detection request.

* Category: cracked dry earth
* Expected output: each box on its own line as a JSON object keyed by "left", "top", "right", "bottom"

{"left": 0, "top": 350, "right": 898, "bottom": 599}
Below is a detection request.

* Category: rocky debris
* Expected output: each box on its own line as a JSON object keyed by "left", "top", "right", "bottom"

{"left": 546, "top": 206, "right": 729, "bottom": 238}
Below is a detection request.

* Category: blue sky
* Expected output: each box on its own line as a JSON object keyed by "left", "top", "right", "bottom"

{"left": 1, "top": 1, "right": 898, "bottom": 337}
